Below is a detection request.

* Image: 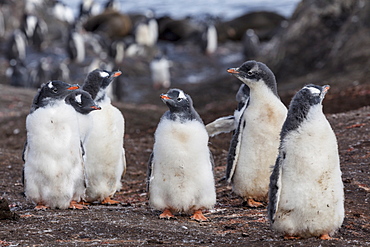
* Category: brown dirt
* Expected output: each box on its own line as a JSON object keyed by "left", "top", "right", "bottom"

{"left": 0, "top": 81, "right": 369, "bottom": 246}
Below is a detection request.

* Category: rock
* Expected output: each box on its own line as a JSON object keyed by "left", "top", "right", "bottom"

{"left": 262, "top": 0, "right": 370, "bottom": 81}
{"left": 0, "top": 197, "right": 19, "bottom": 220}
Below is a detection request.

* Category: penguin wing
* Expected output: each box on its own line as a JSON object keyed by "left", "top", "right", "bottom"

{"left": 146, "top": 152, "right": 154, "bottom": 193}
{"left": 268, "top": 151, "right": 284, "bottom": 223}
{"left": 225, "top": 111, "right": 244, "bottom": 183}
{"left": 205, "top": 115, "right": 236, "bottom": 137}
{"left": 121, "top": 147, "right": 127, "bottom": 177}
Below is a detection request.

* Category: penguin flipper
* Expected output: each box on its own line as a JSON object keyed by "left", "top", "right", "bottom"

{"left": 206, "top": 116, "right": 235, "bottom": 137}
{"left": 121, "top": 147, "right": 127, "bottom": 177}
{"left": 225, "top": 112, "right": 244, "bottom": 183}
{"left": 146, "top": 152, "right": 154, "bottom": 193}
{"left": 268, "top": 152, "right": 284, "bottom": 223}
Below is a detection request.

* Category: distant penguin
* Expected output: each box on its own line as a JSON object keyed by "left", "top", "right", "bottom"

{"left": 23, "top": 81, "right": 88, "bottom": 210}
{"left": 134, "top": 10, "right": 158, "bottom": 47}
{"left": 201, "top": 24, "right": 218, "bottom": 55}
{"left": 82, "top": 69, "right": 126, "bottom": 204}
{"left": 6, "top": 29, "right": 27, "bottom": 62}
{"left": 242, "top": 29, "right": 260, "bottom": 60}
{"left": 21, "top": 13, "right": 48, "bottom": 51}
{"left": 268, "top": 84, "right": 344, "bottom": 240}
{"left": 226, "top": 60, "right": 287, "bottom": 207}
{"left": 147, "top": 88, "right": 216, "bottom": 221}
{"left": 66, "top": 27, "right": 85, "bottom": 64}
{"left": 6, "top": 59, "right": 29, "bottom": 88}
{"left": 206, "top": 83, "right": 250, "bottom": 137}
{"left": 150, "top": 54, "right": 172, "bottom": 89}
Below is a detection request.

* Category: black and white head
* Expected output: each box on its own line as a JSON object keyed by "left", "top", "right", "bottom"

{"left": 82, "top": 69, "right": 122, "bottom": 100}
{"left": 235, "top": 83, "right": 250, "bottom": 111}
{"left": 65, "top": 89, "right": 101, "bottom": 115}
{"left": 31, "top": 80, "right": 80, "bottom": 112}
{"left": 227, "top": 60, "right": 278, "bottom": 96}
{"left": 281, "top": 84, "right": 330, "bottom": 139}
{"left": 160, "top": 88, "right": 202, "bottom": 123}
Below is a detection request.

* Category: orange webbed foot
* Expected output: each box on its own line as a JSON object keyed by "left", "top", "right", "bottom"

{"left": 190, "top": 210, "right": 208, "bottom": 222}
{"left": 284, "top": 234, "right": 302, "bottom": 240}
{"left": 69, "top": 200, "right": 88, "bottom": 210}
{"left": 101, "top": 197, "right": 120, "bottom": 205}
{"left": 320, "top": 233, "right": 332, "bottom": 240}
{"left": 35, "top": 203, "right": 49, "bottom": 211}
{"left": 246, "top": 198, "right": 264, "bottom": 208}
{"left": 159, "top": 209, "right": 176, "bottom": 220}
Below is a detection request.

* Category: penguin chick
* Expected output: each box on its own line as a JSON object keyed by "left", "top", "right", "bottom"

{"left": 268, "top": 84, "right": 344, "bottom": 240}
{"left": 23, "top": 81, "right": 88, "bottom": 210}
{"left": 226, "top": 60, "right": 287, "bottom": 207}
{"left": 206, "top": 83, "right": 250, "bottom": 137}
{"left": 82, "top": 69, "right": 126, "bottom": 205}
{"left": 65, "top": 89, "right": 101, "bottom": 144}
{"left": 147, "top": 88, "right": 216, "bottom": 222}
{"left": 150, "top": 54, "right": 172, "bottom": 89}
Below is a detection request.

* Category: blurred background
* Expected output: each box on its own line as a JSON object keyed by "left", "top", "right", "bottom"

{"left": 0, "top": 0, "right": 369, "bottom": 113}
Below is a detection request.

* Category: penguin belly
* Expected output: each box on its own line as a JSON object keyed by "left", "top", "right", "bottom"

{"left": 149, "top": 119, "right": 216, "bottom": 213}
{"left": 272, "top": 112, "right": 344, "bottom": 237}
{"left": 24, "top": 104, "right": 85, "bottom": 209}
{"left": 84, "top": 103, "right": 125, "bottom": 202}
{"left": 232, "top": 99, "right": 287, "bottom": 201}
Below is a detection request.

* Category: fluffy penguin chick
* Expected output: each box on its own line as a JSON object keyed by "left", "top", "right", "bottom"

{"left": 82, "top": 69, "right": 126, "bottom": 204}
{"left": 268, "top": 84, "right": 344, "bottom": 240}
{"left": 206, "top": 83, "right": 250, "bottom": 137}
{"left": 226, "top": 60, "right": 287, "bottom": 207}
{"left": 147, "top": 88, "right": 216, "bottom": 221}
{"left": 23, "top": 81, "right": 87, "bottom": 210}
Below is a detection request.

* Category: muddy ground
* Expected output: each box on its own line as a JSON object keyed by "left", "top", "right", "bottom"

{"left": 0, "top": 74, "right": 369, "bottom": 246}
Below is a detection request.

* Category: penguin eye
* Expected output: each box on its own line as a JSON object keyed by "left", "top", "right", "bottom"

{"left": 51, "top": 87, "right": 58, "bottom": 93}
{"left": 247, "top": 71, "right": 253, "bottom": 76}
{"left": 177, "top": 98, "right": 182, "bottom": 102}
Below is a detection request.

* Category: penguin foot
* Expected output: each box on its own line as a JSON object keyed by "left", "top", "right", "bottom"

{"left": 246, "top": 198, "right": 264, "bottom": 208}
{"left": 35, "top": 203, "right": 49, "bottom": 210}
{"left": 69, "top": 200, "right": 88, "bottom": 210}
{"left": 101, "top": 197, "right": 120, "bottom": 205}
{"left": 190, "top": 210, "right": 208, "bottom": 222}
{"left": 319, "top": 234, "right": 332, "bottom": 240}
{"left": 284, "top": 234, "right": 301, "bottom": 240}
{"left": 159, "top": 209, "right": 175, "bottom": 220}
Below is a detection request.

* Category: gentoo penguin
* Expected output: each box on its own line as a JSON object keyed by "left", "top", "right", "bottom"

{"left": 226, "top": 60, "right": 287, "bottom": 207}
{"left": 134, "top": 10, "right": 158, "bottom": 47}
{"left": 268, "top": 84, "right": 344, "bottom": 240}
{"left": 242, "top": 29, "right": 260, "bottom": 60}
{"left": 82, "top": 69, "right": 126, "bottom": 204}
{"left": 147, "top": 88, "right": 216, "bottom": 221}
{"left": 23, "top": 81, "right": 88, "bottom": 210}
{"left": 206, "top": 83, "right": 250, "bottom": 137}
{"left": 150, "top": 53, "right": 172, "bottom": 89}
{"left": 201, "top": 24, "right": 218, "bottom": 55}
{"left": 66, "top": 27, "right": 85, "bottom": 64}
{"left": 6, "top": 29, "right": 27, "bottom": 62}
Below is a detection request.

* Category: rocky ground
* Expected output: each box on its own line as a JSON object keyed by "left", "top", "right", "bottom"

{"left": 0, "top": 75, "right": 369, "bottom": 246}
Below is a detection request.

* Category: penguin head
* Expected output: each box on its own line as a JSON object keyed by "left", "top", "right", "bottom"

{"left": 227, "top": 60, "right": 277, "bottom": 96}
{"left": 298, "top": 84, "right": 330, "bottom": 106}
{"left": 280, "top": 84, "right": 330, "bottom": 139}
{"left": 65, "top": 89, "right": 101, "bottom": 115}
{"left": 160, "top": 88, "right": 202, "bottom": 123}
{"left": 160, "top": 88, "right": 191, "bottom": 112}
{"left": 82, "top": 69, "right": 122, "bottom": 100}
{"left": 31, "top": 80, "right": 80, "bottom": 111}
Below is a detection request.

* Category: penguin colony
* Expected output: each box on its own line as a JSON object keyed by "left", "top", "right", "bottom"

{"left": 22, "top": 59, "right": 344, "bottom": 239}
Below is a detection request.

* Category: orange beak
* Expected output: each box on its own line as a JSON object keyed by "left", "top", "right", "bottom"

{"left": 160, "top": 94, "right": 171, "bottom": 100}
{"left": 323, "top": 85, "right": 330, "bottom": 93}
{"left": 227, "top": 68, "right": 239, "bottom": 74}
{"left": 68, "top": 85, "right": 80, "bottom": 90}
{"left": 91, "top": 106, "right": 101, "bottom": 110}
{"left": 113, "top": 71, "right": 122, "bottom": 77}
